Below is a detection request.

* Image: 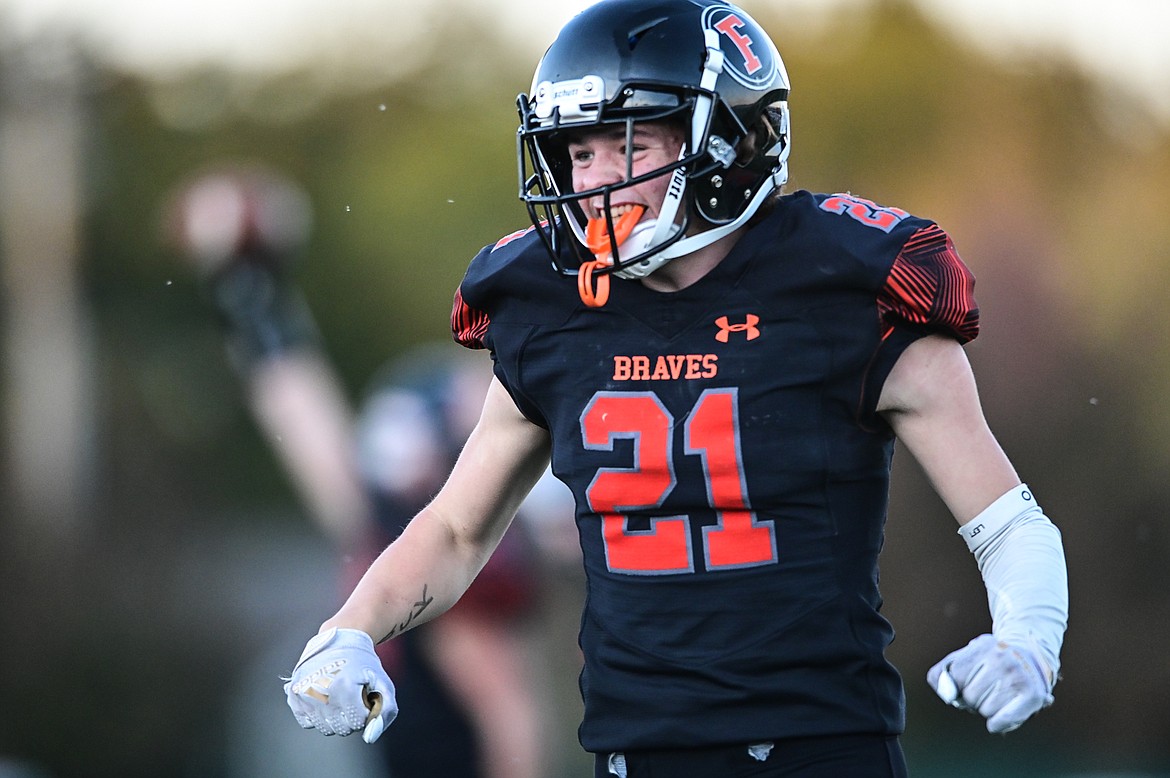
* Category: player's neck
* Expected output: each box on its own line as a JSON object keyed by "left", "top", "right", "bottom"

{"left": 638, "top": 228, "right": 743, "bottom": 293}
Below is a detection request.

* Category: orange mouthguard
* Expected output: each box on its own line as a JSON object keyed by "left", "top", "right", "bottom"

{"left": 584, "top": 205, "right": 645, "bottom": 258}
{"left": 577, "top": 260, "right": 610, "bottom": 308}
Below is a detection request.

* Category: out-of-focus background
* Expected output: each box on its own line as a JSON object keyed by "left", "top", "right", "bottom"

{"left": 0, "top": 0, "right": 1167, "bottom": 776}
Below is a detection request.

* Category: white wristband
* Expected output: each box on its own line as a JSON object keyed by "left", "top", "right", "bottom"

{"left": 959, "top": 483, "right": 1040, "bottom": 552}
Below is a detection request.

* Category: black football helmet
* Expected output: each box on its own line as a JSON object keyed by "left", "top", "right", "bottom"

{"left": 518, "top": 0, "right": 790, "bottom": 285}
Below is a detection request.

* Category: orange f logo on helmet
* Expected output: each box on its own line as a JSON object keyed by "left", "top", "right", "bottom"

{"left": 713, "top": 14, "right": 762, "bottom": 75}
{"left": 714, "top": 314, "right": 761, "bottom": 343}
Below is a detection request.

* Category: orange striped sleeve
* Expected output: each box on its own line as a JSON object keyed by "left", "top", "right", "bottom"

{"left": 878, "top": 224, "right": 979, "bottom": 343}
{"left": 451, "top": 286, "right": 490, "bottom": 349}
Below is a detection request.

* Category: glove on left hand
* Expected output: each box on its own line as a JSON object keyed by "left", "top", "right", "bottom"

{"left": 928, "top": 633, "right": 1053, "bottom": 734}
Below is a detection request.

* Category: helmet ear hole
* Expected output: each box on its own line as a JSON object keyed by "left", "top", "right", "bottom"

{"left": 736, "top": 105, "right": 785, "bottom": 164}
{"left": 760, "top": 104, "right": 789, "bottom": 158}
{"left": 734, "top": 124, "right": 765, "bottom": 165}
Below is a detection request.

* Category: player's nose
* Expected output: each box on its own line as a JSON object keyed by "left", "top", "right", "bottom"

{"left": 576, "top": 151, "right": 628, "bottom": 193}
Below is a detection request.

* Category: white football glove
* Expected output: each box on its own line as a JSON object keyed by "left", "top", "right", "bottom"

{"left": 928, "top": 633, "right": 1053, "bottom": 734}
{"left": 283, "top": 627, "right": 397, "bottom": 743}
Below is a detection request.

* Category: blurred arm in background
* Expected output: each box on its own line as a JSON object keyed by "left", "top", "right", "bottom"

{"left": 167, "top": 164, "right": 547, "bottom": 778}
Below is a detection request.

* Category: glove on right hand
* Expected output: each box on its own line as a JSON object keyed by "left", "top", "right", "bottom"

{"left": 283, "top": 627, "right": 398, "bottom": 743}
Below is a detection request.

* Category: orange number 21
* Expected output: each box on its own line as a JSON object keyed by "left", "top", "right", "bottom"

{"left": 581, "top": 389, "right": 777, "bottom": 575}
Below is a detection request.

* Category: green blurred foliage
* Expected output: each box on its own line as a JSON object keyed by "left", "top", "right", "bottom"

{"left": 2, "top": 0, "right": 1169, "bottom": 775}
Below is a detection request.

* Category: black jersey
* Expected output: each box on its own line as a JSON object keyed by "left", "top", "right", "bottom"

{"left": 452, "top": 190, "right": 978, "bottom": 753}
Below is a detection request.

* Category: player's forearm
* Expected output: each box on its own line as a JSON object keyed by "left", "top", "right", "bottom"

{"left": 321, "top": 505, "right": 488, "bottom": 643}
{"left": 323, "top": 376, "right": 551, "bottom": 644}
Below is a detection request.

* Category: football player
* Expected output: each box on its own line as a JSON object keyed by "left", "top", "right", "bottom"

{"left": 284, "top": 1, "right": 1069, "bottom": 775}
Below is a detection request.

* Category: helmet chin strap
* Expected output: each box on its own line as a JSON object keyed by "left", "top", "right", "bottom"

{"left": 616, "top": 171, "right": 781, "bottom": 282}
{"left": 609, "top": 156, "right": 788, "bottom": 279}
{"left": 612, "top": 165, "right": 684, "bottom": 280}
{"left": 655, "top": 172, "right": 783, "bottom": 260}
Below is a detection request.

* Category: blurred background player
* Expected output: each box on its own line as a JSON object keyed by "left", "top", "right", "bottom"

{"left": 167, "top": 164, "right": 569, "bottom": 778}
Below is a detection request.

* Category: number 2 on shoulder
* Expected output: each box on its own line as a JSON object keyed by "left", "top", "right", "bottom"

{"left": 820, "top": 193, "right": 908, "bottom": 233}
{"left": 581, "top": 389, "right": 777, "bottom": 575}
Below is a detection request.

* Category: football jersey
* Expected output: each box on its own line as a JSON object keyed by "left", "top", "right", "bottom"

{"left": 451, "top": 190, "right": 978, "bottom": 752}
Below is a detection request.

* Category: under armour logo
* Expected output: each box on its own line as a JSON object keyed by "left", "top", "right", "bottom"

{"left": 714, "top": 314, "right": 761, "bottom": 342}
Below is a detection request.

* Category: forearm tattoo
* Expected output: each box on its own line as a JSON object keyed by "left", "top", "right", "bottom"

{"left": 381, "top": 584, "right": 435, "bottom": 642}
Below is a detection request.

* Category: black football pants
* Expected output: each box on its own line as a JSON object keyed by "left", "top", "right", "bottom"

{"left": 594, "top": 734, "right": 908, "bottom": 778}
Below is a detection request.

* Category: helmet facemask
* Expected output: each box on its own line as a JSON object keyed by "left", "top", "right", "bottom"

{"left": 519, "top": 88, "right": 709, "bottom": 281}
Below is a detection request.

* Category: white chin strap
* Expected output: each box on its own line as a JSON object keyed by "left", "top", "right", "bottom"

{"left": 612, "top": 184, "right": 683, "bottom": 279}
{"left": 609, "top": 219, "right": 667, "bottom": 278}
{"left": 612, "top": 171, "right": 783, "bottom": 280}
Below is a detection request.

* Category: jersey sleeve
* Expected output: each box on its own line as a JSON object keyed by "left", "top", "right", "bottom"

{"left": 448, "top": 236, "right": 552, "bottom": 429}
{"left": 877, "top": 223, "right": 979, "bottom": 343}
{"left": 451, "top": 285, "right": 489, "bottom": 350}
{"left": 861, "top": 223, "right": 980, "bottom": 421}
{"left": 451, "top": 240, "right": 498, "bottom": 350}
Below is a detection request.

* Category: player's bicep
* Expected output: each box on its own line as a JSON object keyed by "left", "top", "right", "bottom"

{"left": 430, "top": 376, "right": 552, "bottom": 551}
{"left": 878, "top": 335, "right": 1019, "bottom": 524}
